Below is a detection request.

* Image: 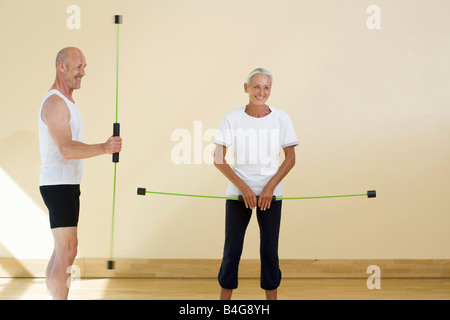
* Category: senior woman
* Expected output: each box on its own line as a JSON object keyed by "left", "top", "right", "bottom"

{"left": 213, "top": 68, "right": 299, "bottom": 300}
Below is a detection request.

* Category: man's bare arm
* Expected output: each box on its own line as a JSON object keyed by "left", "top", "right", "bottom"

{"left": 42, "top": 95, "right": 122, "bottom": 160}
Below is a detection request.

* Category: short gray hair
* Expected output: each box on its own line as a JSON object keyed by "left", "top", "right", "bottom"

{"left": 246, "top": 68, "right": 273, "bottom": 85}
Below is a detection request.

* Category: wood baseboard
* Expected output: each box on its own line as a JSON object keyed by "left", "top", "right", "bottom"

{"left": 1, "top": 258, "right": 449, "bottom": 278}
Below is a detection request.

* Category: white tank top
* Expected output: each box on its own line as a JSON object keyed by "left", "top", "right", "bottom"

{"left": 38, "top": 89, "right": 83, "bottom": 186}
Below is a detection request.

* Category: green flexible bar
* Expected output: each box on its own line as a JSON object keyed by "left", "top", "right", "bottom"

{"left": 137, "top": 188, "right": 376, "bottom": 200}
{"left": 108, "top": 15, "right": 122, "bottom": 270}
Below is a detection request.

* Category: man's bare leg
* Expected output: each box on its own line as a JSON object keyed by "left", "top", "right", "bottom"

{"left": 46, "top": 227, "right": 78, "bottom": 300}
{"left": 45, "top": 250, "right": 56, "bottom": 298}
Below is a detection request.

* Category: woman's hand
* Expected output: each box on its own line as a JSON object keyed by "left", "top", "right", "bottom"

{"left": 240, "top": 185, "right": 257, "bottom": 210}
{"left": 258, "top": 185, "right": 275, "bottom": 211}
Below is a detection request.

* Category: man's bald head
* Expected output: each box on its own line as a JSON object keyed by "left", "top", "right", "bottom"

{"left": 55, "top": 47, "right": 83, "bottom": 69}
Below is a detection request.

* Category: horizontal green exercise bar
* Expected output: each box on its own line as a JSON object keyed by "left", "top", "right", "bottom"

{"left": 137, "top": 188, "right": 376, "bottom": 200}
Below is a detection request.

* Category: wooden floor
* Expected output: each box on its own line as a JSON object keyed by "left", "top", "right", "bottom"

{"left": 1, "top": 277, "right": 449, "bottom": 300}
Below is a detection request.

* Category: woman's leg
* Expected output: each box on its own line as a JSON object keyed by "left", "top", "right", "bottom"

{"left": 257, "top": 200, "right": 282, "bottom": 299}
{"left": 218, "top": 200, "right": 252, "bottom": 299}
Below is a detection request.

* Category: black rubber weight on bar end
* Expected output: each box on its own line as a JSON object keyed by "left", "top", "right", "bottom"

{"left": 367, "top": 190, "right": 376, "bottom": 198}
{"left": 137, "top": 188, "right": 146, "bottom": 195}
{"left": 107, "top": 260, "right": 115, "bottom": 270}
{"left": 115, "top": 15, "right": 122, "bottom": 24}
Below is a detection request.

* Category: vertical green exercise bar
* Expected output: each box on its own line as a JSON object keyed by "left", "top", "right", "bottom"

{"left": 108, "top": 14, "right": 122, "bottom": 270}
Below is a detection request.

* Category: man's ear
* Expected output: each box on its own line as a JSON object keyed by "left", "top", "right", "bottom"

{"left": 57, "top": 61, "right": 66, "bottom": 73}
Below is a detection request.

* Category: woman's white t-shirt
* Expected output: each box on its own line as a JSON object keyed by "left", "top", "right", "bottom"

{"left": 214, "top": 106, "right": 298, "bottom": 197}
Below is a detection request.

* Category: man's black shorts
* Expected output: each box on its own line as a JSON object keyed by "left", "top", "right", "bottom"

{"left": 40, "top": 185, "right": 81, "bottom": 229}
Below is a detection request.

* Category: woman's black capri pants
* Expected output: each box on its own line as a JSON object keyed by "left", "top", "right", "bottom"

{"left": 218, "top": 199, "right": 282, "bottom": 291}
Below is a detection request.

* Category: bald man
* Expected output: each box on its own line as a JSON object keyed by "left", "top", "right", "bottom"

{"left": 38, "top": 47, "right": 122, "bottom": 299}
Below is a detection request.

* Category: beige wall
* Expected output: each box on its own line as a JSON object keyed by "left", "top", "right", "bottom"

{"left": 1, "top": 0, "right": 449, "bottom": 260}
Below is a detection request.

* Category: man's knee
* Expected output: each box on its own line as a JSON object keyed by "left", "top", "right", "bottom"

{"left": 57, "top": 247, "right": 77, "bottom": 264}
{"left": 52, "top": 227, "right": 78, "bottom": 262}
{"left": 55, "top": 238, "right": 77, "bottom": 263}
{"left": 67, "top": 246, "right": 78, "bottom": 262}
